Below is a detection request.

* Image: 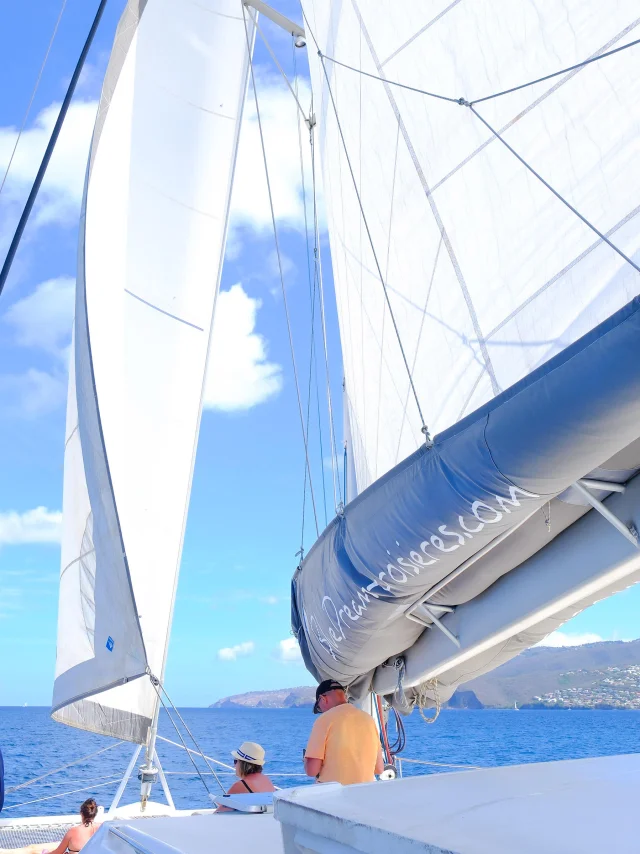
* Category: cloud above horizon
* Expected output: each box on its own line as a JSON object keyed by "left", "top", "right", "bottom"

{"left": 229, "top": 70, "right": 313, "bottom": 235}
{"left": 0, "top": 507, "right": 62, "bottom": 546}
{"left": 0, "top": 101, "right": 97, "bottom": 231}
{"left": 537, "top": 631, "right": 605, "bottom": 648}
{"left": 204, "top": 284, "right": 282, "bottom": 411}
{"left": 217, "top": 641, "right": 255, "bottom": 662}
{"left": 274, "top": 637, "right": 302, "bottom": 663}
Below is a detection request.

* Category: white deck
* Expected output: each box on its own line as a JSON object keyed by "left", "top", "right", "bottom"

{"left": 83, "top": 812, "right": 282, "bottom": 853}
{"left": 10, "top": 753, "right": 639, "bottom": 853}
{"left": 275, "top": 753, "right": 640, "bottom": 854}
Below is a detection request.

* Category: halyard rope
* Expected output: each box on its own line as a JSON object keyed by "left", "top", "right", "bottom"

{"left": 416, "top": 678, "right": 441, "bottom": 725}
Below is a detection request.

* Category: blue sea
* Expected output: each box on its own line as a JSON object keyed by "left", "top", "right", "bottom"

{"left": 1, "top": 707, "right": 639, "bottom": 818}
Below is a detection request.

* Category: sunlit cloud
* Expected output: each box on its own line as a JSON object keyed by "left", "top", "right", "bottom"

{"left": 217, "top": 641, "right": 255, "bottom": 662}
{"left": 274, "top": 637, "right": 302, "bottom": 663}
{"left": 0, "top": 507, "right": 62, "bottom": 546}
{"left": 204, "top": 284, "right": 282, "bottom": 411}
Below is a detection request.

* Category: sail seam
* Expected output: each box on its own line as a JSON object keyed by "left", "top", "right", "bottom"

{"left": 468, "top": 104, "right": 640, "bottom": 277}
{"left": 393, "top": 236, "right": 444, "bottom": 467}
{"left": 64, "top": 423, "right": 79, "bottom": 451}
{"left": 90, "top": 0, "right": 150, "bottom": 177}
{"left": 188, "top": 0, "right": 242, "bottom": 20}
{"left": 123, "top": 289, "right": 204, "bottom": 331}
{"left": 379, "top": 0, "right": 464, "bottom": 69}
{"left": 348, "top": 0, "right": 500, "bottom": 397}
{"left": 60, "top": 548, "right": 96, "bottom": 580}
{"left": 484, "top": 203, "right": 640, "bottom": 341}
{"left": 429, "top": 19, "right": 640, "bottom": 194}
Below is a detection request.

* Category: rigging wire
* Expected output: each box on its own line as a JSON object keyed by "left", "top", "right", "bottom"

{"left": 319, "top": 51, "right": 458, "bottom": 104}
{"left": 293, "top": 41, "right": 327, "bottom": 548}
{"left": 247, "top": 13, "right": 342, "bottom": 520}
{"left": 305, "top": 30, "right": 430, "bottom": 443}
{"left": 3, "top": 778, "right": 123, "bottom": 811}
{"left": 468, "top": 103, "right": 640, "bottom": 275}
{"left": 242, "top": 6, "right": 320, "bottom": 537}
{"left": 0, "top": 0, "right": 69, "bottom": 198}
{"left": 317, "top": 34, "right": 640, "bottom": 108}
{"left": 0, "top": 0, "right": 108, "bottom": 298}
{"left": 149, "top": 677, "right": 224, "bottom": 797}
{"left": 156, "top": 736, "right": 234, "bottom": 771}
{"left": 309, "top": 124, "right": 344, "bottom": 509}
{"left": 4, "top": 741, "right": 125, "bottom": 794}
{"left": 245, "top": 6, "right": 308, "bottom": 122}
{"left": 470, "top": 35, "right": 640, "bottom": 105}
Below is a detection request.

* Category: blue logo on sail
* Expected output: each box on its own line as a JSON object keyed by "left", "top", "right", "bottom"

{"left": 106, "top": 636, "right": 115, "bottom": 652}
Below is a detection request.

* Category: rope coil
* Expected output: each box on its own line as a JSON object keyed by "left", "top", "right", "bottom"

{"left": 416, "top": 677, "right": 441, "bottom": 725}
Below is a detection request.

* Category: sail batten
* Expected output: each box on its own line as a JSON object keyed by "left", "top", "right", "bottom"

{"left": 53, "top": 0, "right": 255, "bottom": 743}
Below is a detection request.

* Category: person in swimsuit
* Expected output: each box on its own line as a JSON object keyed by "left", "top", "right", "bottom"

{"left": 216, "top": 742, "right": 275, "bottom": 812}
{"left": 0, "top": 798, "right": 101, "bottom": 854}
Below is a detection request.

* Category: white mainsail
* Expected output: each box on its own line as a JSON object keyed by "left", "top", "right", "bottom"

{"left": 53, "top": 0, "right": 255, "bottom": 743}
{"left": 302, "top": 0, "right": 640, "bottom": 494}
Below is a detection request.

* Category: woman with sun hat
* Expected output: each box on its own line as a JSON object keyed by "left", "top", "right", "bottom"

{"left": 217, "top": 742, "right": 275, "bottom": 811}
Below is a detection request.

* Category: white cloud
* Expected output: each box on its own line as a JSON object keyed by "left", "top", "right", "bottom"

{"left": 0, "top": 277, "right": 74, "bottom": 418}
{"left": 230, "top": 71, "right": 314, "bottom": 235}
{"left": 537, "top": 631, "right": 604, "bottom": 648}
{"left": 5, "top": 276, "right": 74, "bottom": 356}
{"left": 217, "top": 641, "right": 255, "bottom": 662}
{"left": 0, "top": 507, "right": 62, "bottom": 546}
{"left": 274, "top": 637, "right": 302, "bottom": 663}
{"left": 0, "top": 368, "right": 67, "bottom": 418}
{"left": 0, "top": 101, "right": 97, "bottom": 227}
{"left": 204, "top": 284, "right": 282, "bottom": 411}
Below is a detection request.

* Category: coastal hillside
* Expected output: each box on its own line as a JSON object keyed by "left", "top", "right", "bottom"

{"left": 465, "top": 639, "right": 640, "bottom": 708}
{"left": 211, "top": 686, "right": 315, "bottom": 709}
{"left": 210, "top": 639, "right": 640, "bottom": 710}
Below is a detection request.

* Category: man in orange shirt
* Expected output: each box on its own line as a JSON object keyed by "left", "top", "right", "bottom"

{"left": 304, "top": 680, "right": 384, "bottom": 785}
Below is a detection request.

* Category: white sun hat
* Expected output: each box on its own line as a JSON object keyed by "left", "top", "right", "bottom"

{"left": 231, "top": 741, "right": 266, "bottom": 766}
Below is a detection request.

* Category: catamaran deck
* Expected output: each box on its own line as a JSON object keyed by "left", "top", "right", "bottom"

{"left": 276, "top": 753, "right": 639, "bottom": 854}
{"left": 65, "top": 753, "right": 639, "bottom": 853}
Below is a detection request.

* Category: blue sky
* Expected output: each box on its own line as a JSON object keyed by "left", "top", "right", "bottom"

{"left": 0, "top": 0, "right": 638, "bottom": 707}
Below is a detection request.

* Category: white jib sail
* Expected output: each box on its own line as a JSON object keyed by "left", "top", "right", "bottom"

{"left": 53, "top": 0, "right": 255, "bottom": 742}
{"left": 302, "top": 0, "right": 640, "bottom": 495}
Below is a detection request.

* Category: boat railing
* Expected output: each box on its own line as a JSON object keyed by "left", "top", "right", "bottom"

{"left": 394, "top": 757, "right": 485, "bottom": 777}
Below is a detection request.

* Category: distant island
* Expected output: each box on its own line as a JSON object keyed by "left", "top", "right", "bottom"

{"left": 211, "top": 640, "right": 640, "bottom": 710}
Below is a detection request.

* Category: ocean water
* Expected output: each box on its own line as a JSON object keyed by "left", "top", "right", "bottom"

{"left": 1, "top": 707, "right": 639, "bottom": 819}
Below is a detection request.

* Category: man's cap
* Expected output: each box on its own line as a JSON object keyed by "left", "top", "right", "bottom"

{"left": 231, "top": 741, "right": 266, "bottom": 766}
{"left": 313, "top": 679, "right": 345, "bottom": 714}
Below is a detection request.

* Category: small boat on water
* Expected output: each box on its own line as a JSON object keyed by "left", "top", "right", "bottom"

{"left": 1, "top": 0, "right": 639, "bottom": 851}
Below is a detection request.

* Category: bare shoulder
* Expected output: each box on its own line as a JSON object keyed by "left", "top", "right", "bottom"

{"left": 226, "top": 780, "right": 246, "bottom": 795}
